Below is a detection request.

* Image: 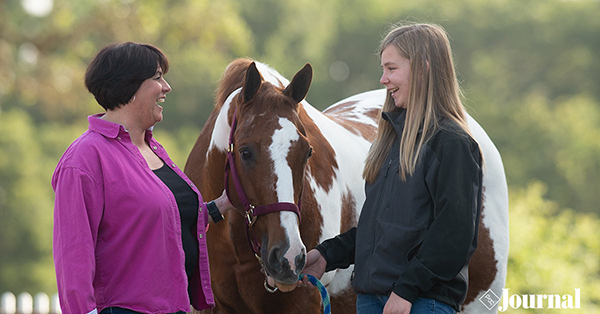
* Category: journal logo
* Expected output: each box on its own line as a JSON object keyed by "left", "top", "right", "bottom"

{"left": 480, "top": 288, "right": 582, "bottom": 311}
{"left": 479, "top": 289, "right": 501, "bottom": 310}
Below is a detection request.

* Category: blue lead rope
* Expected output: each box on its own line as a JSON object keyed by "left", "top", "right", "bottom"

{"left": 299, "top": 274, "right": 331, "bottom": 314}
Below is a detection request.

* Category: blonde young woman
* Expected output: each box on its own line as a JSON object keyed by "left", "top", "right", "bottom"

{"left": 299, "top": 23, "right": 483, "bottom": 314}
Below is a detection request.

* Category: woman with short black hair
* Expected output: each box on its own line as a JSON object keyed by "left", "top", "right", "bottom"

{"left": 52, "top": 42, "right": 234, "bottom": 314}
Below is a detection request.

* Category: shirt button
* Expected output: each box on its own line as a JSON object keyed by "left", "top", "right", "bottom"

{"left": 117, "top": 137, "right": 121, "bottom": 140}
{"left": 171, "top": 163, "right": 176, "bottom": 168}
{"left": 198, "top": 234, "right": 203, "bottom": 239}
{"left": 152, "top": 146, "right": 158, "bottom": 150}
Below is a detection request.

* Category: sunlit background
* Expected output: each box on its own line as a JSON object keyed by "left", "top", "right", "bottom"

{"left": 1, "top": 0, "right": 599, "bottom": 312}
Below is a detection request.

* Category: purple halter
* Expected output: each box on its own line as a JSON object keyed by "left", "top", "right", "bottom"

{"left": 224, "top": 104, "right": 302, "bottom": 258}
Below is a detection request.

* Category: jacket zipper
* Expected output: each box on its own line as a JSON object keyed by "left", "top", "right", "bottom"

{"left": 384, "top": 159, "right": 393, "bottom": 178}
{"left": 366, "top": 157, "right": 394, "bottom": 288}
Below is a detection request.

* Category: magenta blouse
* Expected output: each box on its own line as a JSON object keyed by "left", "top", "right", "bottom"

{"left": 52, "top": 114, "right": 214, "bottom": 314}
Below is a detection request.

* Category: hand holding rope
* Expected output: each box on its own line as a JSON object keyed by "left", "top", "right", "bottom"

{"left": 299, "top": 274, "right": 331, "bottom": 314}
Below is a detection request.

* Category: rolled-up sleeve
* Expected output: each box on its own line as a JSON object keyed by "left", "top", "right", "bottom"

{"left": 52, "top": 166, "right": 104, "bottom": 314}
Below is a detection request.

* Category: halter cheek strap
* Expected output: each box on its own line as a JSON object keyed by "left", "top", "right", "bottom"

{"left": 223, "top": 97, "right": 302, "bottom": 257}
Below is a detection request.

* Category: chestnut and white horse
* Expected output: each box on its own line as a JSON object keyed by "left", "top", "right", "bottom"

{"left": 184, "top": 58, "right": 508, "bottom": 313}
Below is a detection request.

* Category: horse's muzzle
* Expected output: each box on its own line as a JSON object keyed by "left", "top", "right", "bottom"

{"left": 265, "top": 242, "right": 306, "bottom": 284}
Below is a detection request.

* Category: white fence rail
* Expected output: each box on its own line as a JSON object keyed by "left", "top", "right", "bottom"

{"left": 0, "top": 292, "right": 61, "bottom": 314}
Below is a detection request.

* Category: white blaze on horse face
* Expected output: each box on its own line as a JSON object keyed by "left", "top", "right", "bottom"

{"left": 269, "top": 117, "right": 306, "bottom": 273}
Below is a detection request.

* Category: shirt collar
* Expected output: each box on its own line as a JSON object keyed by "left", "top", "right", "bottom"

{"left": 88, "top": 113, "right": 154, "bottom": 142}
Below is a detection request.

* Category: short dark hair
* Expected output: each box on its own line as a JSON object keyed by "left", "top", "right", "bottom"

{"left": 84, "top": 42, "right": 169, "bottom": 110}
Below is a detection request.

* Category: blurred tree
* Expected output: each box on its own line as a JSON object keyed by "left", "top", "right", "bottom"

{"left": 1, "top": 0, "right": 600, "bottom": 298}
{"left": 0, "top": 109, "right": 83, "bottom": 293}
{"left": 506, "top": 182, "right": 600, "bottom": 313}
{"left": 499, "top": 93, "right": 600, "bottom": 216}
{"left": 0, "top": 0, "right": 253, "bottom": 129}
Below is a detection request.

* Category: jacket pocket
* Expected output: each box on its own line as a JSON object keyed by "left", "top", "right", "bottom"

{"left": 371, "top": 219, "right": 428, "bottom": 281}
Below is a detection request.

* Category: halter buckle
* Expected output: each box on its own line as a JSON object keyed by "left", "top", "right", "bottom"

{"left": 246, "top": 205, "right": 257, "bottom": 226}
{"left": 228, "top": 143, "right": 234, "bottom": 153}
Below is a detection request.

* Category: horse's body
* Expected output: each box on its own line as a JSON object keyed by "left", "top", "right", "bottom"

{"left": 184, "top": 59, "right": 508, "bottom": 313}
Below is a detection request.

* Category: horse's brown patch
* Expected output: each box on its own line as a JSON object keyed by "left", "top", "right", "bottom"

{"left": 340, "top": 192, "right": 357, "bottom": 233}
{"left": 329, "top": 285, "right": 358, "bottom": 314}
{"left": 462, "top": 206, "right": 498, "bottom": 309}
{"left": 324, "top": 101, "right": 379, "bottom": 142}
{"left": 299, "top": 178, "right": 324, "bottom": 249}
{"left": 298, "top": 106, "right": 338, "bottom": 193}
{"left": 216, "top": 58, "right": 254, "bottom": 107}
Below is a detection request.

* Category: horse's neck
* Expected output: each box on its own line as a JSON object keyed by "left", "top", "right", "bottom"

{"left": 298, "top": 100, "right": 334, "bottom": 129}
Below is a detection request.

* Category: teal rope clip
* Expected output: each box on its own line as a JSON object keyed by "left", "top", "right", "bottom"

{"left": 299, "top": 274, "right": 331, "bottom": 314}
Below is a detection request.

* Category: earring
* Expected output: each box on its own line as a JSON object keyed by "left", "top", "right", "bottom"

{"left": 129, "top": 95, "right": 136, "bottom": 103}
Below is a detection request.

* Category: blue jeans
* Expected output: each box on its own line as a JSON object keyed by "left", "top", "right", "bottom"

{"left": 100, "top": 307, "right": 185, "bottom": 314}
{"left": 356, "top": 294, "right": 456, "bottom": 314}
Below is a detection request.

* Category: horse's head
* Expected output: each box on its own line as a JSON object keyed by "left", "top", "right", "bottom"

{"left": 226, "top": 62, "right": 313, "bottom": 289}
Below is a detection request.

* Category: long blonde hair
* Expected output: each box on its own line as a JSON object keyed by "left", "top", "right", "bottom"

{"left": 363, "top": 23, "right": 476, "bottom": 182}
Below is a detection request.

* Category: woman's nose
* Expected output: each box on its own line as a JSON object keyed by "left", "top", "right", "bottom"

{"left": 379, "top": 72, "right": 388, "bottom": 85}
{"left": 163, "top": 80, "right": 172, "bottom": 93}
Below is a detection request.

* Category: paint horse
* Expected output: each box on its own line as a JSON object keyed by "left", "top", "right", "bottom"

{"left": 184, "top": 58, "right": 509, "bottom": 313}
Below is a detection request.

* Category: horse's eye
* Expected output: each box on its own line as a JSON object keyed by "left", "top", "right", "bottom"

{"left": 240, "top": 148, "right": 253, "bottom": 161}
{"left": 307, "top": 147, "right": 313, "bottom": 159}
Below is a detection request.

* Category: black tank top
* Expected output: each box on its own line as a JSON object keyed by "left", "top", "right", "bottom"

{"left": 152, "top": 163, "right": 199, "bottom": 296}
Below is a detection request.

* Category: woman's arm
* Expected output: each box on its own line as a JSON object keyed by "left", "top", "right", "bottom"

{"left": 53, "top": 167, "right": 104, "bottom": 314}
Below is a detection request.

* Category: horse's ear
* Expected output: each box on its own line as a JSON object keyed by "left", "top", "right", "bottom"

{"left": 284, "top": 63, "right": 312, "bottom": 104}
{"left": 243, "top": 62, "right": 262, "bottom": 102}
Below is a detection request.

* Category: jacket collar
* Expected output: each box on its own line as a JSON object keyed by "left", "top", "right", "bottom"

{"left": 382, "top": 110, "right": 407, "bottom": 136}
{"left": 382, "top": 109, "right": 429, "bottom": 137}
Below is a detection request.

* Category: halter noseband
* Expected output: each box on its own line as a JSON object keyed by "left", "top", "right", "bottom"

{"left": 223, "top": 92, "right": 302, "bottom": 260}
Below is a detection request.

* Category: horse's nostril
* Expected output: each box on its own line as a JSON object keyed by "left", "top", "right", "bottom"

{"left": 268, "top": 247, "right": 282, "bottom": 271}
{"left": 295, "top": 252, "right": 306, "bottom": 272}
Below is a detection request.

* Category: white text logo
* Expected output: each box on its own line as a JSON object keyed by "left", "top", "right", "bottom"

{"left": 497, "top": 288, "right": 581, "bottom": 312}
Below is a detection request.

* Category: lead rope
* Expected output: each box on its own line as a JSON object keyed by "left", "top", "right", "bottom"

{"left": 299, "top": 274, "right": 331, "bottom": 314}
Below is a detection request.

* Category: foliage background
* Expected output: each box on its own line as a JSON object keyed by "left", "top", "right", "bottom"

{"left": 1, "top": 0, "right": 599, "bottom": 312}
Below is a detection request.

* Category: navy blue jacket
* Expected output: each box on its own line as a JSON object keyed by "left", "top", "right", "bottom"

{"left": 316, "top": 110, "right": 482, "bottom": 311}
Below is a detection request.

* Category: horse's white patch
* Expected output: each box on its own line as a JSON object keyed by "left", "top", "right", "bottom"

{"left": 255, "top": 62, "right": 290, "bottom": 87}
{"left": 269, "top": 117, "right": 305, "bottom": 272}
{"left": 208, "top": 88, "right": 242, "bottom": 157}
{"left": 462, "top": 115, "right": 510, "bottom": 314}
{"left": 262, "top": 98, "right": 371, "bottom": 294}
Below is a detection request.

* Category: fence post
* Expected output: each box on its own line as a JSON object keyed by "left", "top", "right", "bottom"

{"left": 1, "top": 293, "right": 61, "bottom": 314}
{"left": 1, "top": 292, "right": 16, "bottom": 314}
{"left": 50, "top": 294, "right": 61, "bottom": 314}
{"left": 33, "top": 293, "right": 49, "bottom": 314}
{"left": 17, "top": 293, "right": 33, "bottom": 314}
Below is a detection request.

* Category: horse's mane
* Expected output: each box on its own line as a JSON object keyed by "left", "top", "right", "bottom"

{"left": 215, "top": 58, "right": 254, "bottom": 107}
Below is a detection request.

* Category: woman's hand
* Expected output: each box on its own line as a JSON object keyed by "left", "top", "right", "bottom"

{"left": 297, "top": 249, "right": 327, "bottom": 288}
{"left": 383, "top": 292, "right": 412, "bottom": 314}
{"left": 214, "top": 190, "right": 234, "bottom": 214}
